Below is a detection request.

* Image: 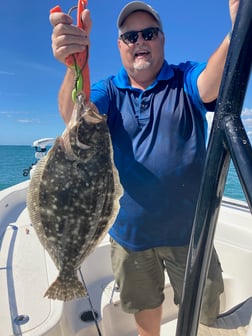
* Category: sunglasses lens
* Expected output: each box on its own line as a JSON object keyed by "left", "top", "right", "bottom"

{"left": 122, "top": 31, "right": 138, "bottom": 44}
{"left": 142, "top": 28, "right": 159, "bottom": 41}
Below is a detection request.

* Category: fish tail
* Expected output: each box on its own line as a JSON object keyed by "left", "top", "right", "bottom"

{"left": 44, "top": 273, "right": 87, "bottom": 301}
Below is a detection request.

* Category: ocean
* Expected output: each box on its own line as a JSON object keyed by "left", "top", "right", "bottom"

{"left": 0, "top": 145, "right": 246, "bottom": 201}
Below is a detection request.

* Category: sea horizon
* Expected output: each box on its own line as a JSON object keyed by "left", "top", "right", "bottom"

{"left": 0, "top": 145, "right": 247, "bottom": 203}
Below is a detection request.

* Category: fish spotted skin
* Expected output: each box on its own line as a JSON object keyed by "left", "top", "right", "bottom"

{"left": 27, "top": 93, "right": 123, "bottom": 301}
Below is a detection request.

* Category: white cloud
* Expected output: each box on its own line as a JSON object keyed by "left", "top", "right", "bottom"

{"left": 242, "top": 107, "right": 252, "bottom": 117}
{"left": 206, "top": 107, "right": 252, "bottom": 142}
{"left": 0, "top": 111, "right": 11, "bottom": 115}
{"left": 0, "top": 110, "right": 28, "bottom": 117}
{"left": 0, "top": 70, "right": 15, "bottom": 76}
{"left": 13, "top": 59, "right": 62, "bottom": 76}
{"left": 0, "top": 91, "right": 25, "bottom": 97}
{"left": 242, "top": 108, "right": 252, "bottom": 141}
{"left": 0, "top": 110, "right": 41, "bottom": 125}
{"left": 17, "top": 119, "right": 41, "bottom": 124}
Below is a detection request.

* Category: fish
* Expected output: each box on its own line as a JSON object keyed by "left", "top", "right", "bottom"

{"left": 27, "top": 92, "right": 123, "bottom": 301}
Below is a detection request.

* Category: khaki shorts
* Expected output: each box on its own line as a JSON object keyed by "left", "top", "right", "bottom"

{"left": 110, "top": 239, "right": 224, "bottom": 326}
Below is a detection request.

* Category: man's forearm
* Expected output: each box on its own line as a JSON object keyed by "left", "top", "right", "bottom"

{"left": 58, "top": 68, "right": 76, "bottom": 124}
{"left": 197, "top": 34, "right": 231, "bottom": 103}
{"left": 197, "top": 0, "right": 240, "bottom": 104}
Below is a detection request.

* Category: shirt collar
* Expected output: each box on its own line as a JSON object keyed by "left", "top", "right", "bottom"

{"left": 111, "top": 60, "right": 174, "bottom": 90}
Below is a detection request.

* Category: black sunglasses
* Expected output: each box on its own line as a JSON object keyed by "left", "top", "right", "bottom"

{"left": 120, "top": 27, "right": 161, "bottom": 45}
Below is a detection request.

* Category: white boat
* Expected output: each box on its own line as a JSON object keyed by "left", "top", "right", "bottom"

{"left": 22, "top": 138, "right": 55, "bottom": 178}
{"left": 1, "top": 1, "right": 251, "bottom": 334}
{"left": 0, "top": 177, "right": 252, "bottom": 336}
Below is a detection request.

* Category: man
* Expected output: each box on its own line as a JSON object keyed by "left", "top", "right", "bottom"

{"left": 50, "top": 1, "right": 239, "bottom": 335}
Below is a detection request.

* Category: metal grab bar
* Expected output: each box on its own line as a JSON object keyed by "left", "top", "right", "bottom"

{"left": 176, "top": 0, "right": 252, "bottom": 334}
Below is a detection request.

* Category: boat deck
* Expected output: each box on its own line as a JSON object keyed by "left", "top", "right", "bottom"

{"left": 198, "top": 297, "right": 252, "bottom": 335}
{"left": 0, "top": 182, "right": 251, "bottom": 335}
{"left": 101, "top": 280, "right": 252, "bottom": 336}
{"left": 0, "top": 205, "right": 63, "bottom": 336}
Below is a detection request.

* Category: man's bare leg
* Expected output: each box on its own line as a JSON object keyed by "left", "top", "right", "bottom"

{"left": 135, "top": 305, "right": 162, "bottom": 336}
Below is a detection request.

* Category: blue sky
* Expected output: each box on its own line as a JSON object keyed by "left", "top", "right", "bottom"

{"left": 0, "top": 0, "right": 251, "bottom": 145}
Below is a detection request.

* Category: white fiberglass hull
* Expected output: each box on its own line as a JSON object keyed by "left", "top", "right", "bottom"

{"left": 0, "top": 181, "right": 251, "bottom": 335}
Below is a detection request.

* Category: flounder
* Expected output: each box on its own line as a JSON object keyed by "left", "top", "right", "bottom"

{"left": 27, "top": 93, "right": 122, "bottom": 301}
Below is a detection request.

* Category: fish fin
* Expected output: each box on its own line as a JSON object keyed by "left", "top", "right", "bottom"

{"left": 44, "top": 274, "right": 87, "bottom": 301}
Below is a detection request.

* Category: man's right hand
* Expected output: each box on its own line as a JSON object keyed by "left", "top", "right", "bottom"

{"left": 49, "top": 9, "right": 92, "bottom": 65}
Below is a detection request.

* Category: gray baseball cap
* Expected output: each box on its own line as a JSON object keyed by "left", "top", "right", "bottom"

{"left": 117, "top": 1, "right": 163, "bottom": 31}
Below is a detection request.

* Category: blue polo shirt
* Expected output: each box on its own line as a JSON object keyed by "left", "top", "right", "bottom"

{"left": 91, "top": 60, "right": 213, "bottom": 251}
